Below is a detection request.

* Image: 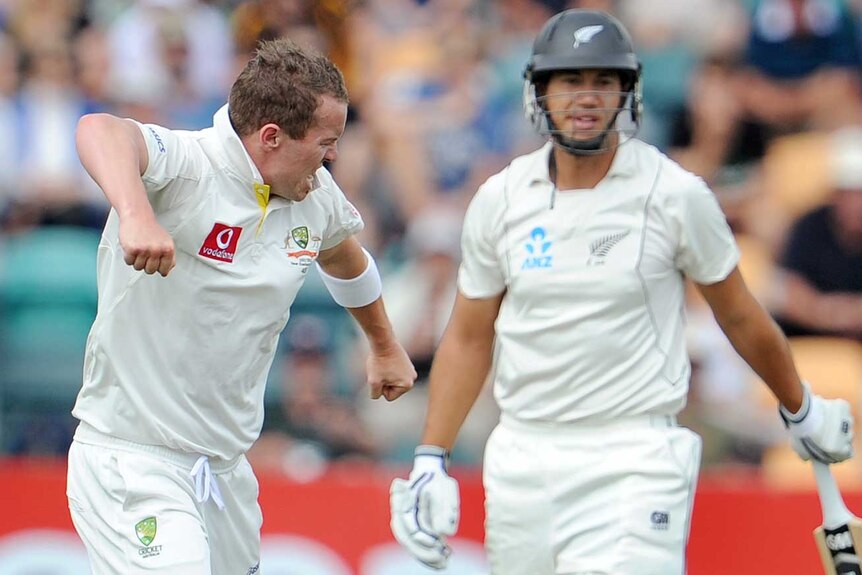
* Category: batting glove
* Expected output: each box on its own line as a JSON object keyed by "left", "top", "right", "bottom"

{"left": 390, "top": 445, "right": 460, "bottom": 570}
{"left": 780, "top": 382, "right": 855, "bottom": 464}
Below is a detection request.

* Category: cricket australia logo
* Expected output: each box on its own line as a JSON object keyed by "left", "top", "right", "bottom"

{"left": 284, "top": 226, "right": 322, "bottom": 273}
{"left": 136, "top": 517, "right": 156, "bottom": 546}
{"left": 521, "top": 227, "right": 553, "bottom": 270}
{"left": 291, "top": 226, "right": 309, "bottom": 249}
{"left": 135, "top": 516, "right": 163, "bottom": 558}
{"left": 573, "top": 25, "right": 604, "bottom": 49}
{"left": 587, "top": 230, "right": 630, "bottom": 266}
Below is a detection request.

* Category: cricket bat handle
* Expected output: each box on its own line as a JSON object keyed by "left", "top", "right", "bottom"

{"left": 814, "top": 460, "right": 854, "bottom": 529}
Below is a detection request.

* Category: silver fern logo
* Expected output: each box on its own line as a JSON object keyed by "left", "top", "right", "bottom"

{"left": 573, "top": 25, "right": 604, "bottom": 49}
{"left": 588, "top": 230, "right": 629, "bottom": 265}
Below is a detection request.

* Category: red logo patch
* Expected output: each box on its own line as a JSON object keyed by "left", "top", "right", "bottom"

{"left": 199, "top": 223, "right": 242, "bottom": 263}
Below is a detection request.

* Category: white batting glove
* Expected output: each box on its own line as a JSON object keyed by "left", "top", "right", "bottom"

{"left": 390, "top": 445, "right": 460, "bottom": 570}
{"left": 780, "top": 382, "right": 855, "bottom": 464}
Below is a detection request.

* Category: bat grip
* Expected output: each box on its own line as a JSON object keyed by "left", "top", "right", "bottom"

{"left": 813, "top": 460, "right": 853, "bottom": 529}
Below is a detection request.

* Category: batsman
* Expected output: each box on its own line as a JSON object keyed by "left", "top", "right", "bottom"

{"left": 389, "top": 9, "right": 855, "bottom": 575}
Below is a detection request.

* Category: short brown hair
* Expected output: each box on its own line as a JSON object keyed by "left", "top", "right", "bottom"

{"left": 228, "top": 39, "right": 348, "bottom": 139}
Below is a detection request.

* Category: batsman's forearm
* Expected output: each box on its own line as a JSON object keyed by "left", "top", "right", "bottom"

{"left": 421, "top": 332, "right": 494, "bottom": 451}
{"left": 718, "top": 305, "right": 803, "bottom": 412}
{"left": 76, "top": 114, "right": 151, "bottom": 218}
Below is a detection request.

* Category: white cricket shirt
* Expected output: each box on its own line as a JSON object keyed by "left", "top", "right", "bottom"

{"left": 459, "top": 141, "right": 739, "bottom": 423}
{"left": 72, "top": 105, "right": 363, "bottom": 459}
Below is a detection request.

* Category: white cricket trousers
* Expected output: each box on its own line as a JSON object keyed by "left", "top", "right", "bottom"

{"left": 483, "top": 414, "right": 702, "bottom": 575}
{"left": 67, "top": 423, "right": 263, "bottom": 575}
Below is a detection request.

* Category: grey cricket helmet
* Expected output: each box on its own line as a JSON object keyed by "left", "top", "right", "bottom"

{"left": 523, "top": 9, "right": 643, "bottom": 155}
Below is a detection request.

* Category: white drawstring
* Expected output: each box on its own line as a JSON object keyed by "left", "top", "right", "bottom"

{"left": 190, "top": 456, "right": 225, "bottom": 510}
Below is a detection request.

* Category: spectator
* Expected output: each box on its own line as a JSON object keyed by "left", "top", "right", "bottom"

{"left": 106, "top": 0, "right": 234, "bottom": 108}
{"left": 7, "top": 36, "right": 108, "bottom": 229}
{"left": 773, "top": 126, "right": 862, "bottom": 340}
{"left": 73, "top": 26, "right": 114, "bottom": 113}
{"left": 669, "top": 52, "right": 768, "bottom": 186}
{"left": 737, "top": 0, "right": 862, "bottom": 137}
{"left": 7, "top": 0, "right": 85, "bottom": 55}
{"left": 668, "top": 51, "right": 769, "bottom": 234}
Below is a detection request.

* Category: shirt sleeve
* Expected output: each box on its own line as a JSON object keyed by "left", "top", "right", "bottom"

{"left": 135, "top": 122, "right": 188, "bottom": 188}
{"left": 134, "top": 121, "right": 206, "bottom": 211}
{"left": 673, "top": 177, "right": 740, "bottom": 284}
{"left": 317, "top": 168, "right": 364, "bottom": 250}
{"left": 458, "top": 178, "right": 506, "bottom": 298}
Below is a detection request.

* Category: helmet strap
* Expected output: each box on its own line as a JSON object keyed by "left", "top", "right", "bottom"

{"left": 552, "top": 132, "right": 609, "bottom": 156}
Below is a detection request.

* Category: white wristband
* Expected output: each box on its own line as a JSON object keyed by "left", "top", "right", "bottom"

{"left": 316, "top": 248, "right": 382, "bottom": 308}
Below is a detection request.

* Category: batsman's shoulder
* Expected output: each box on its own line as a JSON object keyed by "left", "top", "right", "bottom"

{"left": 651, "top": 149, "right": 714, "bottom": 202}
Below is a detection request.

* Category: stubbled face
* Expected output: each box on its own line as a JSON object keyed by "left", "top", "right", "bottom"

{"left": 265, "top": 94, "right": 347, "bottom": 201}
{"left": 542, "top": 69, "right": 624, "bottom": 142}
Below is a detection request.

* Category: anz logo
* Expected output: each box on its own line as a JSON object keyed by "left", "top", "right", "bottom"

{"left": 521, "top": 227, "right": 553, "bottom": 270}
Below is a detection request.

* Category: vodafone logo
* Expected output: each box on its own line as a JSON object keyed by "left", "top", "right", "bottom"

{"left": 199, "top": 223, "right": 242, "bottom": 263}
{"left": 216, "top": 227, "right": 235, "bottom": 249}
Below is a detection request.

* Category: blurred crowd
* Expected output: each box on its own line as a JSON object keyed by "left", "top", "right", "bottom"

{"left": 1, "top": 0, "right": 862, "bottom": 478}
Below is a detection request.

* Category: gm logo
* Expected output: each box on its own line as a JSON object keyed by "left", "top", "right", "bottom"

{"left": 521, "top": 227, "right": 553, "bottom": 270}
{"left": 650, "top": 511, "right": 669, "bottom": 530}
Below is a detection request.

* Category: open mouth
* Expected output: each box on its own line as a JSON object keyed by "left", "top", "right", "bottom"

{"left": 573, "top": 113, "right": 601, "bottom": 131}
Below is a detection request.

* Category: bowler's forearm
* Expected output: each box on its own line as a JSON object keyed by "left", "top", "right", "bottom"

{"left": 347, "top": 298, "right": 400, "bottom": 354}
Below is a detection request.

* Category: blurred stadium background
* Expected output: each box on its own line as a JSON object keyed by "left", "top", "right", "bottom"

{"left": 2, "top": 0, "right": 862, "bottom": 572}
